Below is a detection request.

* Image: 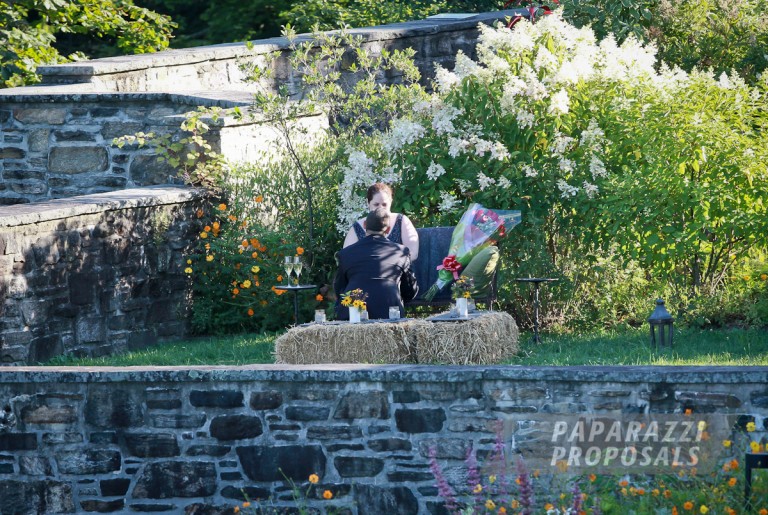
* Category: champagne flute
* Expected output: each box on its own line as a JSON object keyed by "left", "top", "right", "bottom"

{"left": 283, "top": 256, "right": 294, "bottom": 285}
{"left": 292, "top": 255, "right": 303, "bottom": 285}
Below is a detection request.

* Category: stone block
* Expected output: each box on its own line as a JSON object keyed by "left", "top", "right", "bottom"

{"left": 55, "top": 449, "right": 121, "bottom": 474}
{"left": 76, "top": 316, "right": 105, "bottom": 344}
{"left": 19, "top": 456, "right": 53, "bottom": 476}
{"left": 367, "top": 438, "right": 413, "bottom": 452}
{"left": 306, "top": 425, "right": 362, "bottom": 440}
{"left": 209, "top": 415, "right": 263, "bottom": 441}
{"left": 186, "top": 445, "right": 230, "bottom": 457}
{"left": 334, "top": 456, "right": 384, "bottom": 478}
{"left": 52, "top": 129, "right": 98, "bottom": 142}
{"left": 124, "top": 433, "right": 180, "bottom": 458}
{"left": 285, "top": 406, "right": 330, "bottom": 421}
{"left": 14, "top": 108, "right": 67, "bottom": 124}
{"left": 0, "top": 433, "right": 37, "bottom": 451}
{"left": 132, "top": 461, "right": 216, "bottom": 499}
{"left": 85, "top": 387, "right": 144, "bottom": 428}
{"left": 334, "top": 391, "right": 389, "bottom": 420}
{"left": 236, "top": 445, "right": 326, "bottom": 482}
{"left": 417, "top": 438, "right": 471, "bottom": 459}
{"left": 79, "top": 499, "right": 124, "bottom": 512}
{"left": 250, "top": 391, "right": 283, "bottom": 410}
{"left": 0, "top": 147, "right": 25, "bottom": 159}
{"left": 189, "top": 390, "right": 244, "bottom": 408}
{"left": 28, "top": 129, "right": 50, "bottom": 152}
{"left": 48, "top": 146, "right": 109, "bottom": 173}
{"left": 130, "top": 154, "right": 178, "bottom": 185}
{"left": 149, "top": 413, "right": 206, "bottom": 429}
{"left": 0, "top": 480, "right": 74, "bottom": 514}
{"left": 395, "top": 408, "right": 446, "bottom": 433}
{"left": 354, "top": 485, "right": 418, "bottom": 515}
{"left": 21, "top": 405, "right": 77, "bottom": 425}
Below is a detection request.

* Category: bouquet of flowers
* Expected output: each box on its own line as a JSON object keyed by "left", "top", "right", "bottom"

{"left": 451, "top": 276, "right": 474, "bottom": 299}
{"left": 340, "top": 288, "right": 368, "bottom": 311}
{"left": 424, "top": 204, "right": 521, "bottom": 301}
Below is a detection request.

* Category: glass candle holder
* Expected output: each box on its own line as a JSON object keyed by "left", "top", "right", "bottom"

{"left": 314, "top": 309, "right": 326, "bottom": 323}
{"left": 389, "top": 306, "right": 400, "bottom": 320}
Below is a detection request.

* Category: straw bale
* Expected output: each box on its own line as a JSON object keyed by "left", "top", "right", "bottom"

{"left": 274, "top": 312, "right": 519, "bottom": 365}
{"left": 411, "top": 312, "right": 519, "bottom": 365}
{"left": 274, "top": 321, "right": 416, "bottom": 364}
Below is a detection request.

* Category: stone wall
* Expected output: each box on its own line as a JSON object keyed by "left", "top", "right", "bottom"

{"left": 0, "top": 11, "right": 520, "bottom": 205}
{"left": 0, "top": 186, "right": 205, "bottom": 365}
{"left": 0, "top": 365, "right": 765, "bottom": 514}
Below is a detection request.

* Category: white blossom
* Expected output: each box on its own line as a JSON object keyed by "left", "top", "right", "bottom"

{"left": 497, "top": 176, "right": 511, "bottom": 189}
{"left": 455, "top": 178, "right": 472, "bottom": 191}
{"left": 426, "top": 161, "right": 446, "bottom": 180}
{"left": 548, "top": 89, "right": 570, "bottom": 115}
{"left": 477, "top": 172, "right": 495, "bottom": 190}
{"left": 558, "top": 158, "right": 575, "bottom": 173}
{"left": 534, "top": 46, "right": 559, "bottom": 73}
{"left": 473, "top": 136, "right": 494, "bottom": 157}
{"left": 557, "top": 179, "right": 579, "bottom": 197}
{"left": 432, "top": 104, "right": 463, "bottom": 135}
{"left": 491, "top": 141, "right": 510, "bottom": 161}
{"left": 523, "top": 164, "right": 538, "bottom": 177}
{"left": 448, "top": 136, "right": 470, "bottom": 157}
{"left": 382, "top": 119, "right": 426, "bottom": 153}
{"left": 550, "top": 132, "right": 575, "bottom": 156}
{"left": 579, "top": 119, "right": 605, "bottom": 151}
{"left": 582, "top": 181, "right": 599, "bottom": 198}
{"left": 434, "top": 65, "right": 460, "bottom": 93}
{"left": 438, "top": 191, "right": 460, "bottom": 212}
{"left": 516, "top": 109, "right": 535, "bottom": 129}
{"left": 454, "top": 51, "right": 479, "bottom": 79}
{"left": 589, "top": 156, "right": 607, "bottom": 179}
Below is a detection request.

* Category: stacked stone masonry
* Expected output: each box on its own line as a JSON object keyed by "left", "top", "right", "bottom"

{"left": 0, "top": 366, "right": 766, "bottom": 514}
{"left": 0, "top": 187, "right": 205, "bottom": 365}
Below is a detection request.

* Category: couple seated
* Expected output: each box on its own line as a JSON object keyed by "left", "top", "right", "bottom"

{"left": 334, "top": 188, "right": 500, "bottom": 320}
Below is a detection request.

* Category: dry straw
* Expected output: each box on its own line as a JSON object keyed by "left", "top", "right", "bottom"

{"left": 274, "top": 312, "right": 519, "bottom": 365}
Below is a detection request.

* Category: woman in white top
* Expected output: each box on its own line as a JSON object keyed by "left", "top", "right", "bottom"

{"left": 342, "top": 183, "right": 419, "bottom": 261}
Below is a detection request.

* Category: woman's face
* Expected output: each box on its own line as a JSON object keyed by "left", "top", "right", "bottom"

{"left": 368, "top": 192, "right": 392, "bottom": 214}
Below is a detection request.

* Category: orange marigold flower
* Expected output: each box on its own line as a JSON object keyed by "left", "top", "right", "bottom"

{"left": 544, "top": 504, "right": 554, "bottom": 511}
{"left": 200, "top": 231, "right": 208, "bottom": 239}
{"left": 322, "top": 490, "right": 333, "bottom": 500}
{"left": 730, "top": 459, "right": 739, "bottom": 470}
{"left": 250, "top": 238, "right": 259, "bottom": 247}
{"left": 233, "top": 507, "right": 239, "bottom": 513}
{"left": 228, "top": 214, "right": 237, "bottom": 222}
{"left": 316, "top": 294, "right": 324, "bottom": 302}
{"left": 235, "top": 263, "right": 241, "bottom": 270}
{"left": 296, "top": 247, "right": 305, "bottom": 255}
{"left": 589, "top": 474, "right": 596, "bottom": 482}
{"left": 218, "top": 203, "right": 227, "bottom": 211}
{"left": 242, "top": 502, "right": 250, "bottom": 508}
{"left": 684, "top": 408, "right": 693, "bottom": 415}
{"left": 255, "top": 195, "right": 263, "bottom": 203}
{"left": 759, "top": 509, "right": 768, "bottom": 515}
{"left": 637, "top": 488, "right": 645, "bottom": 495}
{"left": 533, "top": 469, "right": 540, "bottom": 478}
{"left": 664, "top": 490, "right": 672, "bottom": 498}
{"left": 683, "top": 501, "right": 694, "bottom": 510}
{"left": 242, "top": 240, "right": 248, "bottom": 247}
{"left": 232, "top": 288, "right": 240, "bottom": 295}
{"left": 196, "top": 209, "right": 204, "bottom": 218}
{"left": 251, "top": 252, "right": 258, "bottom": 259}
{"left": 672, "top": 507, "right": 678, "bottom": 515}
{"left": 619, "top": 480, "right": 629, "bottom": 487}
{"left": 728, "top": 477, "right": 737, "bottom": 487}
{"left": 498, "top": 508, "right": 507, "bottom": 514}
{"left": 204, "top": 225, "right": 211, "bottom": 232}
{"left": 277, "top": 275, "right": 283, "bottom": 282}
{"left": 308, "top": 474, "right": 319, "bottom": 484}
{"left": 247, "top": 308, "right": 254, "bottom": 317}
{"left": 762, "top": 273, "right": 768, "bottom": 280}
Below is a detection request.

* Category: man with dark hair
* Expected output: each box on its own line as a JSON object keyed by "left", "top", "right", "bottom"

{"left": 334, "top": 208, "right": 419, "bottom": 320}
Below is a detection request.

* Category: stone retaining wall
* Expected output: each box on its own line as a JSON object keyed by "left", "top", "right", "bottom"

{"left": 0, "top": 186, "right": 205, "bottom": 365}
{"left": 0, "top": 365, "right": 765, "bottom": 514}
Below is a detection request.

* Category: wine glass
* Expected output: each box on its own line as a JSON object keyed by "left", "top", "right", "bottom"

{"left": 292, "top": 256, "right": 303, "bottom": 285}
{"left": 283, "top": 256, "right": 294, "bottom": 285}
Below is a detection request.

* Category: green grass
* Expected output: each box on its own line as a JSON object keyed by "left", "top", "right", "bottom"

{"left": 42, "top": 326, "right": 768, "bottom": 367}
{"left": 44, "top": 333, "right": 278, "bottom": 366}
{"left": 507, "top": 326, "right": 768, "bottom": 366}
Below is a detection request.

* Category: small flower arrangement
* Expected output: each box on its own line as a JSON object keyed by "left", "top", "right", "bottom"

{"left": 451, "top": 276, "right": 474, "bottom": 299}
{"left": 340, "top": 288, "right": 368, "bottom": 311}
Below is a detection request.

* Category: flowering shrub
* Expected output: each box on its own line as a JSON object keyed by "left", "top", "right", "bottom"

{"left": 336, "top": 10, "right": 768, "bottom": 327}
{"left": 430, "top": 418, "right": 768, "bottom": 514}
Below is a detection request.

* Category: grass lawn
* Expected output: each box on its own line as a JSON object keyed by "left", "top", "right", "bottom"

{"left": 43, "top": 326, "right": 768, "bottom": 366}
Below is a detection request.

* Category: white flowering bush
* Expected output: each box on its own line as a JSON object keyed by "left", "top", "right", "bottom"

{"left": 337, "top": 11, "right": 768, "bottom": 325}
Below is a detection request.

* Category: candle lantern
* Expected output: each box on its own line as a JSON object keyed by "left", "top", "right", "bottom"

{"left": 648, "top": 298, "right": 674, "bottom": 348}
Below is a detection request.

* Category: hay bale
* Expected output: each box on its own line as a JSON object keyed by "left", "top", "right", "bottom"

{"left": 274, "top": 312, "right": 519, "bottom": 365}
{"left": 411, "top": 312, "right": 519, "bottom": 365}
{"left": 274, "top": 321, "right": 416, "bottom": 364}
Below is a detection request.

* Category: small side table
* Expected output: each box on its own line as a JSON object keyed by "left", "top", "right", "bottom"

{"left": 515, "top": 278, "right": 559, "bottom": 343}
{"left": 273, "top": 284, "right": 317, "bottom": 325}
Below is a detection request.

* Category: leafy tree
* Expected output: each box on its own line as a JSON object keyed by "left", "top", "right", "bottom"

{"left": 0, "top": 0, "right": 175, "bottom": 88}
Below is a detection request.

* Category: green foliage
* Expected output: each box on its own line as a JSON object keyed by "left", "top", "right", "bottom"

{"left": 649, "top": 0, "right": 768, "bottom": 84}
{"left": 558, "top": 0, "right": 656, "bottom": 43}
{"left": 0, "top": 0, "right": 174, "bottom": 88}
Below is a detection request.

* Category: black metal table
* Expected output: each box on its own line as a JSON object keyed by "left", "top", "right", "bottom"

{"left": 515, "top": 278, "right": 558, "bottom": 343}
{"left": 273, "top": 284, "right": 317, "bottom": 325}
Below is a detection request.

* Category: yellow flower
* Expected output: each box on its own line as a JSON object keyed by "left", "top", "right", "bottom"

{"left": 746, "top": 421, "right": 756, "bottom": 432}
{"left": 472, "top": 484, "right": 483, "bottom": 494}
{"left": 187, "top": 259, "right": 192, "bottom": 264}
{"left": 743, "top": 275, "right": 751, "bottom": 281}
{"left": 242, "top": 280, "right": 252, "bottom": 289}
{"left": 206, "top": 255, "right": 214, "bottom": 262}
{"left": 184, "top": 267, "right": 193, "bottom": 274}
{"left": 762, "top": 273, "right": 768, "bottom": 280}
{"left": 499, "top": 508, "right": 507, "bottom": 514}
{"left": 251, "top": 266, "right": 260, "bottom": 274}
{"left": 697, "top": 420, "right": 706, "bottom": 432}
{"left": 308, "top": 474, "right": 319, "bottom": 484}
{"left": 511, "top": 500, "right": 519, "bottom": 509}
{"left": 322, "top": 490, "right": 333, "bottom": 500}
{"left": 723, "top": 439, "right": 732, "bottom": 448}
{"left": 341, "top": 297, "right": 352, "bottom": 307}
{"left": 699, "top": 506, "right": 708, "bottom": 514}
{"left": 488, "top": 474, "right": 496, "bottom": 484}
{"left": 463, "top": 291, "right": 471, "bottom": 298}
{"left": 652, "top": 489, "right": 660, "bottom": 496}
{"left": 485, "top": 500, "right": 496, "bottom": 510}
{"left": 218, "top": 203, "right": 227, "bottom": 211}
{"left": 200, "top": 231, "right": 208, "bottom": 239}
{"left": 750, "top": 441, "right": 761, "bottom": 453}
